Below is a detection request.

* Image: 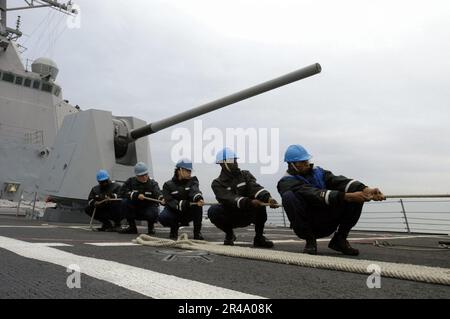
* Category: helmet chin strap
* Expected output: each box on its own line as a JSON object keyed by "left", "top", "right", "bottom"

{"left": 224, "top": 162, "right": 232, "bottom": 173}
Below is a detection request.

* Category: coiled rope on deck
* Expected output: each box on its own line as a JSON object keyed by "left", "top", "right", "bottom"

{"left": 133, "top": 233, "right": 450, "bottom": 286}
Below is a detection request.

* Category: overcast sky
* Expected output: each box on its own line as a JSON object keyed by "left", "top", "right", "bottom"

{"left": 9, "top": 0, "right": 450, "bottom": 199}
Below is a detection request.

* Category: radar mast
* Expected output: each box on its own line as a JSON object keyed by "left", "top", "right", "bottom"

{"left": 0, "top": 0, "right": 77, "bottom": 40}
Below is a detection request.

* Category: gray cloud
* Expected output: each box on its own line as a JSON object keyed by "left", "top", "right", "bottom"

{"left": 10, "top": 0, "right": 450, "bottom": 199}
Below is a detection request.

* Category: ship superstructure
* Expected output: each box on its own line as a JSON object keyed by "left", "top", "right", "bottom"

{"left": 0, "top": 0, "right": 79, "bottom": 201}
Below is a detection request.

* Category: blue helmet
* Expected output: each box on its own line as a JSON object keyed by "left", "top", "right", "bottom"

{"left": 134, "top": 162, "right": 149, "bottom": 176}
{"left": 284, "top": 145, "right": 312, "bottom": 163}
{"left": 176, "top": 158, "right": 193, "bottom": 171}
{"left": 96, "top": 170, "right": 110, "bottom": 182}
{"left": 216, "top": 147, "right": 238, "bottom": 164}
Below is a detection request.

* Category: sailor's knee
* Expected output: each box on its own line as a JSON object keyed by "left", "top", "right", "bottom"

{"left": 282, "top": 191, "right": 307, "bottom": 209}
{"left": 148, "top": 207, "right": 159, "bottom": 221}
{"left": 158, "top": 208, "right": 175, "bottom": 226}
{"left": 281, "top": 191, "right": 298, "bottom": 204}
{"left": 207, "top": 205, "right": 223, "bottom": 222}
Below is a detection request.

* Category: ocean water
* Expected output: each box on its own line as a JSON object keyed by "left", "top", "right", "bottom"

{"left": 2, "top": 197, "right": 449, "bottom": 235}
{"left": 265, "top": 198, "right": 450, "bottom": 235}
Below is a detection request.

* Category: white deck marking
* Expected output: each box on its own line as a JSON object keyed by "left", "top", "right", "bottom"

{"left": 0, "top": 236, "right": 264, "bottom": 299}
{"left": 0, "top": 225, "right": 58, "bottom": 229}
{"left": 29, "top": 243, "right": 73, "bottom": 247}
{"left": 86, "top": 242, "right": 139, "bottom": 247}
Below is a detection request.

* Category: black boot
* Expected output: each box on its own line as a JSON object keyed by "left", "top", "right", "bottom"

{"left": 328, "top": 233, "right": 359, "bottom": 256}
{"left": 303, "top": 238, "right": 317, "bottom": 255}
{"left": 193, "top": 224, "right": 204, "bottom": 240}
{"left": 112, "top": 221, "right": 122, "bottom": 232}
{"left": 224, "top": 231, "right": 236, "bottom": 246}
{"left": 118, "top": 226, "right": 138, "bottom": 234}
{"left": 253, "top": 235, "right": 274, "bottom": 248}
{"left": 119, "top": 220, "right": 138, "bottom": 234}
{"left": 147, "top": 223, "right": 155, "bottom": 235}
{"left": 194, "top": 232, "right": 204, "bottom": 240}
{"left": 96, "top": 221, "right": 113, "bottom": 232}
{"left": 169, "top": 227, "right": 179, "bottom": 240}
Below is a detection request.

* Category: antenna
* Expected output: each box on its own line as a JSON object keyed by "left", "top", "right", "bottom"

{"left": 0, "top": 0, "right": 7, "bottom": 36}
{"left": 0, "top": 0, "right": 78, "bottom": 39}
{"left": 15, "top": 15, "right": 20, "bottom": 31}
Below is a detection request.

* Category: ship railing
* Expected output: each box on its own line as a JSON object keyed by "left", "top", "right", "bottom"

{"left": 266, "top": 194, "right": 450, "bottom": 235}
{"left": 0, "top": 189, "right": 39, "bottom": 218}
{"left": 14, "top": 190, "right": 40, "bottom": 219}
{"left": 355, "top": 195, "right": 450, "bottom": 235}
{"left": 4, "top": 190, "right": 54, "bottom": 219}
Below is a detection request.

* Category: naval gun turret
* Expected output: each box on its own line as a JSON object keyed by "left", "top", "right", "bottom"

{"left": 116, "top": 63, "right": 322, "bottom": 157}
{"left": 38, "top": 63, "right": 321, "bottom": 222}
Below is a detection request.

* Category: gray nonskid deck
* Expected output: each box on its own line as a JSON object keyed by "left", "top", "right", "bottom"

{"left": 0, "top": 215, "right": 449, "bottom": 299}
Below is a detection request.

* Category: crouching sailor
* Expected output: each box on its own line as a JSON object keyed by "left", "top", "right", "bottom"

{"left": 208, "top": 148, "right": 278, "bottom": 247}
{"left": 159, "top": 159, "right": 205, "bottom": 240}
{"left": 277, "top": 145, "right": 385, "bottom": 256}
{"left": 85, "top": 170, "right": 123, "bottom": 232}
{"left": 119, "top": 162, "right": 163, "bottom": 235}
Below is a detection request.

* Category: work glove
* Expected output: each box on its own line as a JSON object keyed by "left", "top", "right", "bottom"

{"left": 268, "top": 198, "right": 279, "bottom": 209}
{"left": 363, "top": 187, "right": 386, "bottom": 201}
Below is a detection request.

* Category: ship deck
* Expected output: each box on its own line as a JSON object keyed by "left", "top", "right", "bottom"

{"left": 0, "top": 213, "right": 449, "bottom": 299}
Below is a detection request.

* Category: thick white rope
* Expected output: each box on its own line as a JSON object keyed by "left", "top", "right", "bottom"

{"left": 133, "top": 233, "right": 450, "bottom": 286}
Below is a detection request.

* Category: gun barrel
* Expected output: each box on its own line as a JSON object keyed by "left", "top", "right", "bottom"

{"left": 129, "top": 63, "right": 321, "bottom": 141}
